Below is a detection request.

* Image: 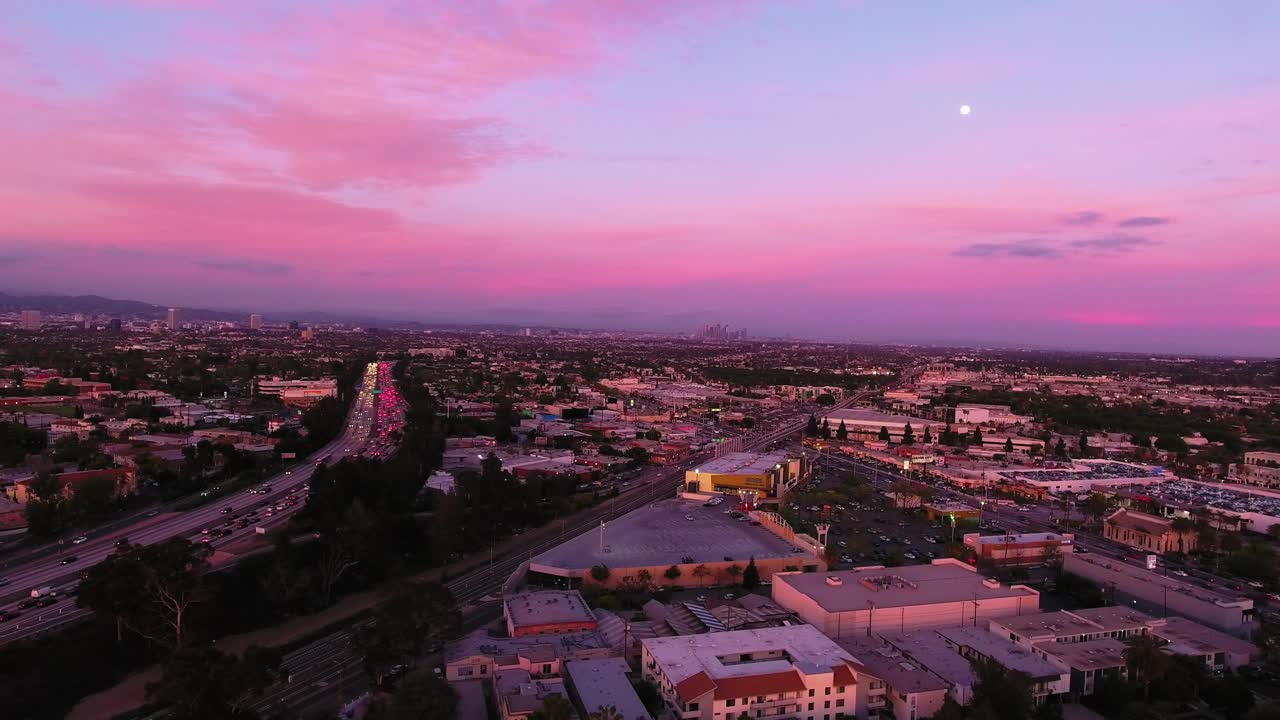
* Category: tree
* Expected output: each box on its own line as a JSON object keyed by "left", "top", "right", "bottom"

{"left": 625, "top": 447, "right": 650, "bottom": 466}
{"left": 1124, "top": 634, "right": 1171, "bottom": 702}
{"left": 1170, "top": 516, "right": 1196, "bottom": 554}
{"left": 878, "top": 426, "right": 891, "bottom": 442}
{"left": 22, "top": 471, "right": 69, "bottom": 537}
{"left": 820, "top": 417, "right": 831, "bottom": 439}
{"left": 806, "top": 414, "right": 819, "bottom": 438}
{"left": 1003, "top": 438, "right": 1014, "bottom": 454}
{"left": 1078, "top": 431, "right": 1090, "bottom": 455}
{"left": 836, "top": 421, "right": 848, "bottom": 441}
{"left": 972, "top": 427, "right": 984, "bottom": 446}
{"left": 725, "top": 564, "right": 744, "bottom": 586}
{"left": 663, "top": 565, "right": 682, "bottom": 585}
{"left": 1083, "top": 493, "right": 1111, "bottom": 526}
{"left": 531, "top": 694, "right": 575, "bottom": 720}
{"left": 1054, "top": 438, "right": 1067, "bottom": 458}
{"left": 635, "top": 569, "right": 655, "bottom": 592}
{"left": 692, "top": 564, "right": 711, "bottom": 587}
{"left": 969, "top": 655, "right": 1034, "bottom": 720}
{"left": 590, "top": 564, "right": 611, "bottom": 584}
{"left": 901, "top": 423, "right": 915, "bottom": 446}
{"left": 367, "top": 669, "right": 459, "bottom": 720}
{"left": 356, "top": 581, "right": 461, "bottom": 684}
{"left": 1245, "top": 703, "right": 1280, "bottom": 720}
{"left": 146, "top": 645, "right": 281, "bottom": 720}
{"left": 78, "top": 539, "right": 210, "bottom": 650}
{"left": 741, "top": 557, "right": 760, "bottom": 590}
{"left": 589, "top": 705, "right": 625, "bottom": 720}
{"left": 922, "top": 426, "right": 933, "bottom": 444}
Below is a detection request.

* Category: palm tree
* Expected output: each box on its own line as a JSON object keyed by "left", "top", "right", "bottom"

{"left": 725, "top": 564, "right": 744, "bottom": 586}
{"left": 1124, "top": 634, "right": 1171, "bottom": 702}
{"left": 590, "top": 705, "right": 624, "bottom": 720}
{"left": 1170, "top": 516, "right": 1195, "bottom": 554}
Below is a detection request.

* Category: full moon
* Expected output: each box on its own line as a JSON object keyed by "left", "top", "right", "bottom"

{"left": 960, "top": 104, "right": 972, "bottom": 116}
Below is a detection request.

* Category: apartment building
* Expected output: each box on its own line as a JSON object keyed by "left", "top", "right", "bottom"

{"left": 641, "top": 625, "right": 874, "bottom": 720}
{"left": 1229, "top": 451, "right": 1280, "bottom": 488}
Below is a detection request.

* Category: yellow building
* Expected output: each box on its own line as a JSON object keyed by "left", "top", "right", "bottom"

{"left": 684, "top": 451, "right": 804, "bottom": 500}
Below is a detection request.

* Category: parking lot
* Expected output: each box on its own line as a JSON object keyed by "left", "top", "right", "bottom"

{"left": 776, "top": 472, "right": 961, "bottom": 570}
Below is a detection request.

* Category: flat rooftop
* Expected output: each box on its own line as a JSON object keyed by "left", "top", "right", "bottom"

{"left": 993, "top": 611, "right": 1107, "bottom": 640}
{"left": 936, "top": 627, "right": 1065, "bottom": 680}
{"left": 835, "top": 637, "right": 950, "bottom": 694}
{"left": 696, "top": 450, "right": 791, "bottom": 476}
{"left": 1063, "top": 553, "right": 1251, "bottom": 608}
{"left": 642, "top": 625, "right": 854, "bottom": 687}
{"left": 445, "top": 627, "right": 606, "bottom": 664}
{"left": 504, "top": 591, "right": 595, "bottom": 629}
{"left": 821, "top": 408, "right": 944, "bottom": 427}
{"left": 878, "top": 631, "right": 976, "bottom": 689}
{"left": 532, "top": 499, "right": 806, "bottom": 573}
{"left": 1151, "top": 617, "right": 1257, "bottom": 657}
{"left": 774, "top": 561, "right": 1039, "bottom": 613}
{"left": 565, "top": 658, "right": 652, "bottom": 720}
{"left": 972, "top": 532, "right": 1067, "bottom": 546}
{"left": 1069, "top": 607, "right": 1157, "bottom": 634}
{"left": 1034, "top": 638, "right": 1129, "bottom": 671}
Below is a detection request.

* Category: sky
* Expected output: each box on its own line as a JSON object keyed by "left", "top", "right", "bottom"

{"left": 1, "top": 1, "right": 1278, "bottom": 355}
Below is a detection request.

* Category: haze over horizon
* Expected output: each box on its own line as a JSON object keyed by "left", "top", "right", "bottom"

{"left": 2, "top": 2, "right": 1277, "bottom": 355}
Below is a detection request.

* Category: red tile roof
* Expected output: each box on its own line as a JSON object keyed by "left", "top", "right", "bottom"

{"left": 712, "top": 670, "right": 807, "bottom": 700}
{"left": 833, "top": 662, "right": 860, "bottom": 687}
{"left": 674, "top": 671, "right": 717, "bottom": 703}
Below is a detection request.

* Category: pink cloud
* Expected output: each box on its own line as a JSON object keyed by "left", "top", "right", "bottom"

{"left": 1061, "top": 311, "right": 1162, "bottom": 326}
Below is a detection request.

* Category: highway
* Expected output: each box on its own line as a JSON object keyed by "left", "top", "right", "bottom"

{"left": 0, "top": 361, "right": 406, "bottom": 645}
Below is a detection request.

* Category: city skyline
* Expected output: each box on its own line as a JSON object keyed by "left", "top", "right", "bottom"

{"left": 2, "top": 2, "right": 1278, "bottom": 355}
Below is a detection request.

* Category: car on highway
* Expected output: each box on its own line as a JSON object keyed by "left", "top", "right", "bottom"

{"left": 221, "top": 506, "right": 234, "bottom": 514}
{"left": 114, "top": 537, "right": 129, "bottom": 546}
{"left": 0, "top": 577, "right": 10, "bottom": 586}
{"left": 0, "top": 610, "right": 22, "bottom": 622}
{"left": 60, "top": 556, "right": 78, "bottom": 565}
{"left": 71, "top": 535, "right": 88, "bottom": 544}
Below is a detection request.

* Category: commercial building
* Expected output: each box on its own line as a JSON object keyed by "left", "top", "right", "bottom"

{"left": 20, "top": 309, "right": 41, "bottom": 330}
{"left": 987, "top": 460, "right": 1165, "bottom": 494}
{"left": 528, "top": 499, "right": 820, "bottom": 590}
{"left": 963, "top": 532, "right": 1074, "bottom": 566}
{"left": 771, "top": 560, "right": 1040, "bottom": 639}
{"left": 640, "top": 625, "right": 871, "bottom": 720}
{"left": 166, "top": 307, "right": 180, "bottom": 330}
{"left": 951, "top": 404, "right": 1032, "bottom": 427}
{"left": 1229, "top": 451, "right": 1280, "bottom": 488}
{"left": 923, "top": 502, "right": 980, "bottom": 524}
{"left": 564, "top": 658, "right": 652, "bottom": 720}
{"left": 684, "top": 450, "right": 804, "bottom": 501}
{"left": 504, "top": 591, "right": 598, "bottom": 638}
{"left": 13, "top": 468, "right": 136, "bottom": 504}
{"left": 254, "top": 377, "right": 338, "bottom": 399}
{"left": 817, "top": 409, "right": 945, "bottom": 443}
{"left": 1103, "top": 508, "right": 1197, "bottom": 555}
{"left": 248, "top": 313, "right": 263, "bottom": 330}
{"left": 1061, "top": 553, "right": 1254, "bottom": 636}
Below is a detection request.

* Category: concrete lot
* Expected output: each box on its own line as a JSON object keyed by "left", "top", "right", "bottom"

{"left": 532, "top": 498, "right": 804, "bottom": 572}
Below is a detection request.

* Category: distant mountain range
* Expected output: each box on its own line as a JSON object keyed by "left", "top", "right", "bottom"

{"left": 0, "top": 290, "right": 510, "bottom": 331}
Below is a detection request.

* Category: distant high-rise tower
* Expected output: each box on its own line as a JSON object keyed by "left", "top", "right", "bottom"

{"left": 523, "top": 327, "right": 532, "bottom": 337}
{"left": 166, "top": 307, "right": 180, "bottom": 330}
{"left": 249, "top": 314, "right": 263, "bottom": 330}
{"left": 20, "top": 309, "right": 41, "bottom": 330}
{"left": 109, "top": 318, "right": 123, "bottom": 332}
{"left": 288, "top": 320, "right": 299, "bottom": 330}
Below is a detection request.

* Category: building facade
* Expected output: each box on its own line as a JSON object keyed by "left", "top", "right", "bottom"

{"left": 1229, "top": 452, "right": 1280, "bottom": 488}
{"left": 1103, "top": 508, "right": 1197, "bottom": 555}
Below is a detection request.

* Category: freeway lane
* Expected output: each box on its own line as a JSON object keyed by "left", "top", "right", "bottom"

{"left": 0, "top": 362, "right": 404, "bottom": 645}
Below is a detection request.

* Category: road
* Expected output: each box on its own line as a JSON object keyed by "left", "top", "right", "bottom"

{"left": 0, "top": 361, "right": 406, "bottom": 645}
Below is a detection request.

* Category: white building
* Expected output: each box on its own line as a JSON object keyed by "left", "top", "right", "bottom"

{"left": 1229, "top": 452, "right": 1280, "bottom": 489}
{"left": 254, "top": 377, "right": 338, "bottom": 399}
{"left": 952, "top": 404, "right": 1032, "bottom": 427}
{"left": 248, "top": 313, "right": 263, "bottom": 330}
{"left": 641, "top": 625, "right": 878, "bottom": 720}
{"left": 771, "top": 560, "right": 1040, "bottom": 638}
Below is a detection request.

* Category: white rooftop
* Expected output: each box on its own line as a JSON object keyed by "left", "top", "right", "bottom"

{"left": 773, "top": 560, "right": 1039, "bottom": 613}
{"left": 504, "top": 591, "right": 595, "bottom": 630}
{"left": 642, "top": 625, "right": 854, "bottom": 686}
